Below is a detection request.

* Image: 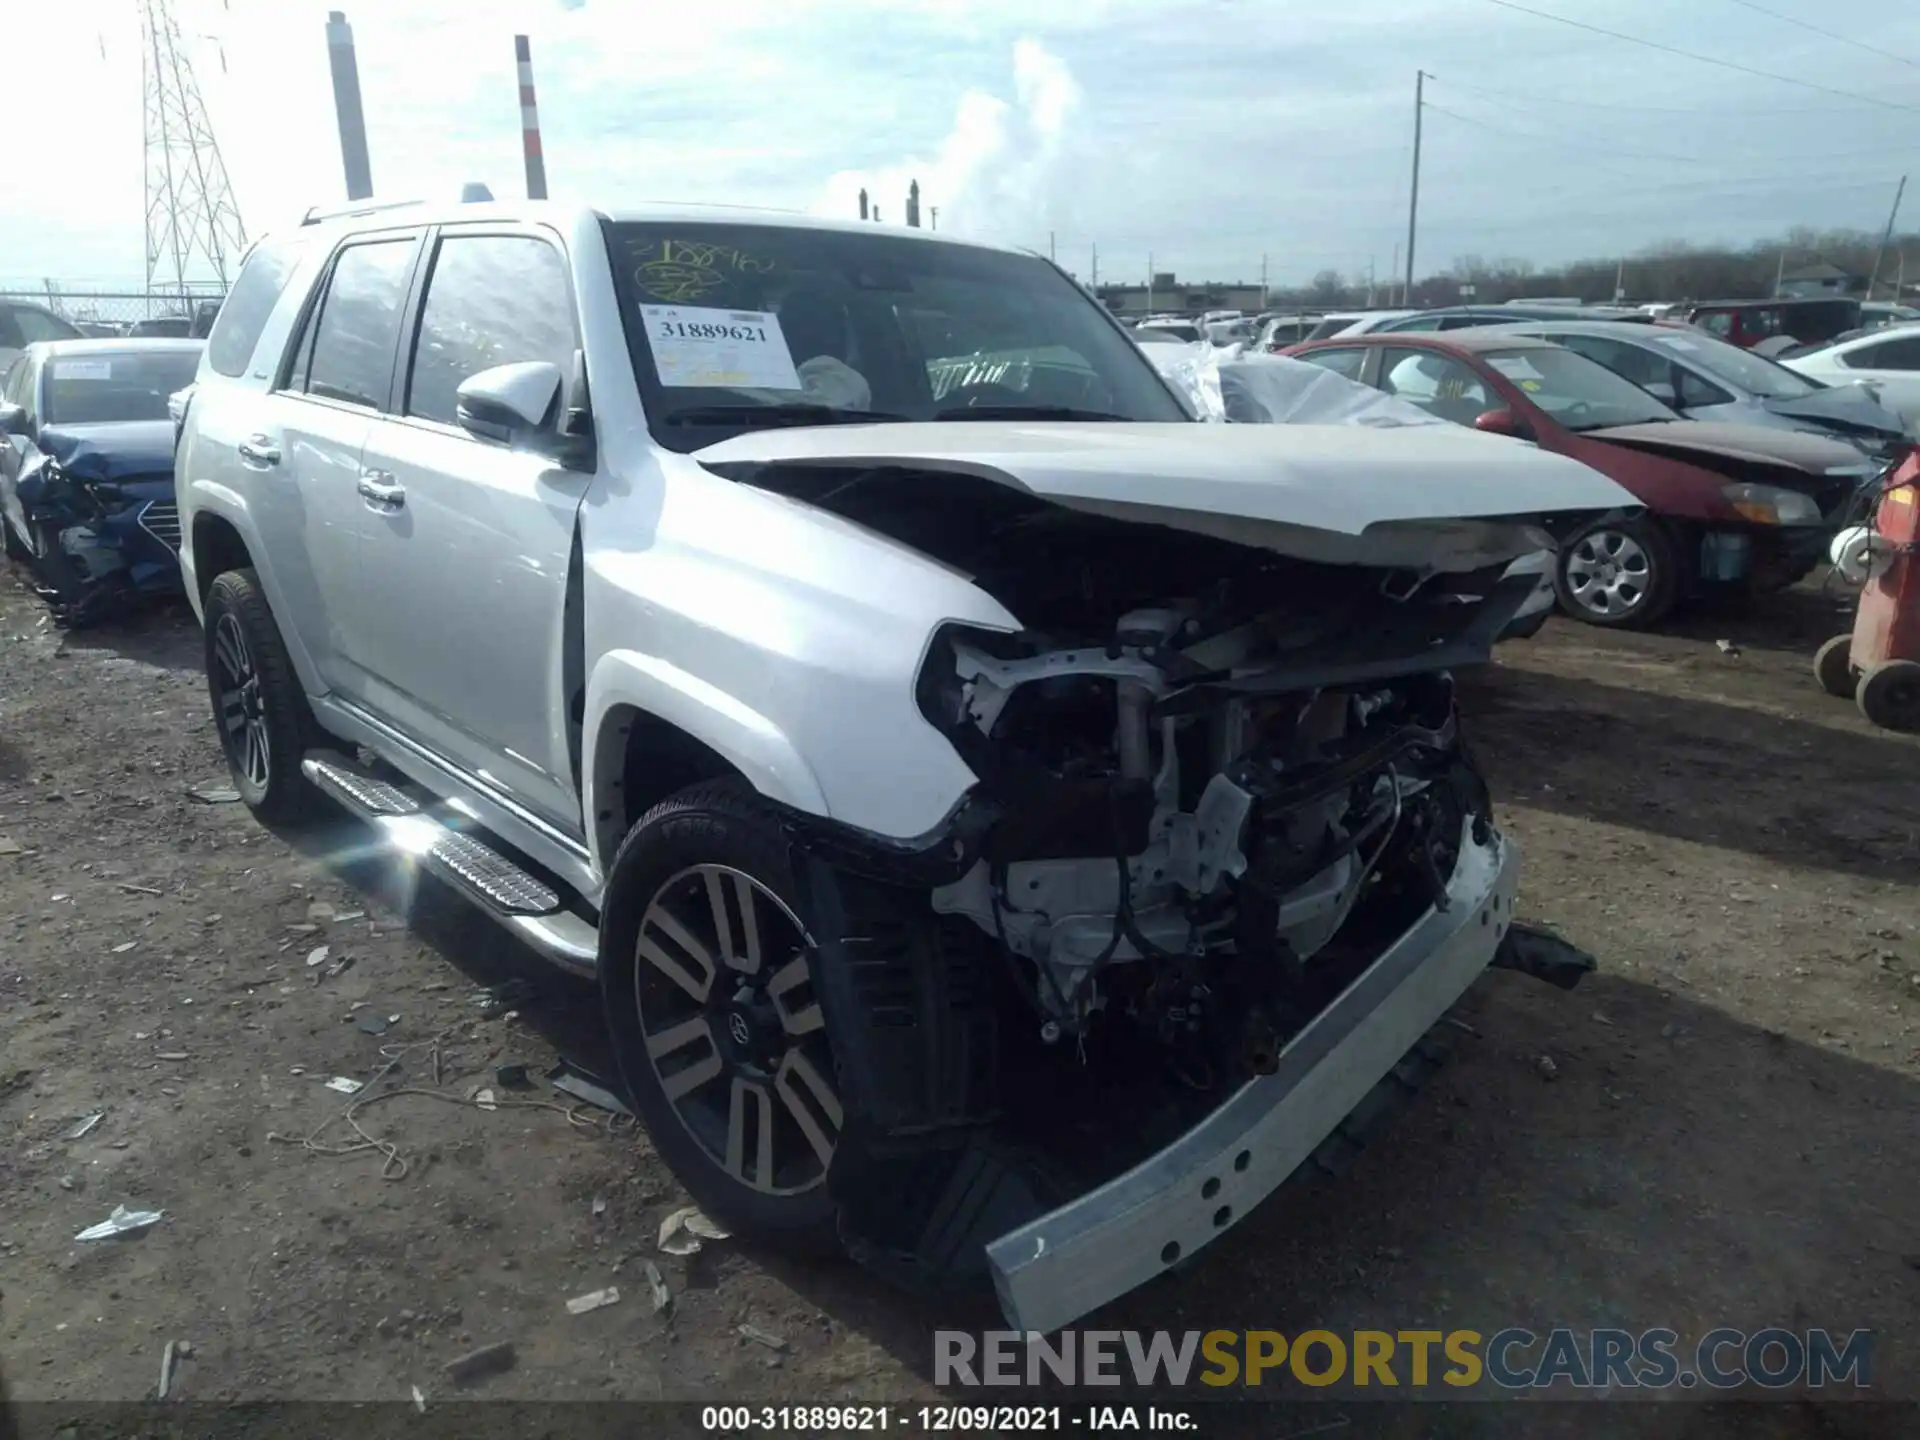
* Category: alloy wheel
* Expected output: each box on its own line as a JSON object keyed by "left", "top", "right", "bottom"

{"left": 633, "top": 864, "right": 841, "bottom": 1196}
{"left": 212, "top": 611, "right": 271, "bottom": 790}
{"left": 1564, "top": 529, "right": 1652, "bottom": 619}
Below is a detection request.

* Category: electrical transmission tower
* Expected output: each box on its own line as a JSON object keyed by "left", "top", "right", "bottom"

{"left": 140, "top": 0, "right": 247, "bottom": 300}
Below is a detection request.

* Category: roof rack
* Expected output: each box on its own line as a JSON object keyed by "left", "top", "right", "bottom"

{"left": 300, "top": 196, "right": 426, "bottom": 227}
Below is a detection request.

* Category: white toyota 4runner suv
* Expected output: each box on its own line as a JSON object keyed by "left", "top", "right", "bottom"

{"left": 176, "top": 195, "right": 1629, "bottom": 1332}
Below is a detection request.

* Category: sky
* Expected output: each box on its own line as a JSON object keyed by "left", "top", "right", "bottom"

{"left": 6, "top": 0, "right": 1920, "bottom": 294}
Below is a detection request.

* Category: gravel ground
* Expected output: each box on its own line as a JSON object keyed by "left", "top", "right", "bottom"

{"left": 2, "top": 568, "right": 1916, "bottom": 1436}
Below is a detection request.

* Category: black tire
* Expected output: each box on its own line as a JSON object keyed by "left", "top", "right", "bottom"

{"left": 1856, "top": 660, "right": 1920, "bottom": 733}
{"left": 1552, "top": 517, "right": 1682, "bottom": 629}
{"left": 203, "top": 568, "right": 317, "bottom": 822}
{"left": 598, "top": 781, "right": 843, "bottom": 1252}
{"left": 1814, "top": 633, "right": 1858, "bottom": 700}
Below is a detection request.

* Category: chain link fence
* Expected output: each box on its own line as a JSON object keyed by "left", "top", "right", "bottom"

{"left": 1, "top": 284, "right": 227, "bottom": 334}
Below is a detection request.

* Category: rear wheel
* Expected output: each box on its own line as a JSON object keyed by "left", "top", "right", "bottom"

{"left": 1857, "top": 660, "right": 1920, "bottom": 732}
{"left": 1814, "top": 633, "right": 1858, "bottom": 700}
{"left": 203, "top": 568, "right": 317, "bottom": 822}
{"left": 1553, "top": 518, "right": 1681, "bottom": 629}
{"left": 599, "top": 782, "right": 844, "bottom": 1250}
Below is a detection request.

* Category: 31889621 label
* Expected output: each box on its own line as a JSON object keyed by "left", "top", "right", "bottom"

{"left": 699, "top": 1404, "right": 1086, "bottom": 1432}
{"left": 641, "top": 305, "right": 802, "bottom": 391}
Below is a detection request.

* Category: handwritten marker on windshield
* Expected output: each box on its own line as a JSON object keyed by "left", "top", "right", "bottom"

{"left": 516, "top": 35, "right": 547, "bottom": 201}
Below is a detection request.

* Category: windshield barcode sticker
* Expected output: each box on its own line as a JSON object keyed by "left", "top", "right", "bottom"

{"left": 642, "top": 305, "right": 801, "bottom": 391}
{"left": 54, "top": 361, "right": 113, "bottom": 381}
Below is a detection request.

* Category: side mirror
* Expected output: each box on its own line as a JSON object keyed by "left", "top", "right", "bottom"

{"left": 1473, "top": 408, "right": 1529, "bottom": 439}
{"left": 455, "top": 362, "right": 563, "bottom": 446}
{"left": 0, "top": 402, "right": 29, "bottom": 438}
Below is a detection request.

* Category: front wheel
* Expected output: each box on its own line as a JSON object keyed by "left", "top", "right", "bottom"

{"left": 1857, "top": 660, "right": 1920, "bottom": 732}
{"left": 598, "top": 782, "right": 845, "bottom": 1251}
{"left": 1553, "top": 518, "right": 1681, "bottom": 629}
{"left": 1814, "top": 633, "right": 1857, "bottom": 700}
{"left": 202, "top": 568, "right": 317, "bottom": 822}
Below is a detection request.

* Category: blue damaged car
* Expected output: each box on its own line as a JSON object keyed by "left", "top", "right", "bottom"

{"left": 0, "top": 339, "right": 203, "bottom": 626}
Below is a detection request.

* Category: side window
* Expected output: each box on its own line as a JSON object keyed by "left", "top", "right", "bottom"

{"left": 0, "top": 309, "right": 24, "bottom": 352}
{"left": 1557, "top": 335, "right": 1665, "bottom": 390}
{"left": 1696, "top": 312, "right": 1734, "bottom": 339}
{"left": 1379, "top": 347, "right": 1492, "bottom": 425}
{"left": 1675, "top": 368, "right": 1733, "bottom": 408}
{"left": 16, "top": 308, "right": 77, "bottom": 343}
{"left": 2, "top": 357, "right": 25, "bottom": 407}
{"left": 1847, "top": 336, "right": 1920, "bottom": 371}
{"left": 302, "top": 238, "right": 418, "bottom": 410}
{"left": 1437, "top": 314, "right": 1496, "bottom": 331}
{"left": 208, "top": 235, "right": 304, "bottom": 378}
{"left": 1297, "top": 347, "right": 1367, "bottom": 381}
{"left": 405, "top": 234, "right": 576, "bottom": 426}
{"left": 1379, "top": 314, "right": 1442, "bottom": 332}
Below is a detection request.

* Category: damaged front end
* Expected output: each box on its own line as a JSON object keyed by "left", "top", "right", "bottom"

{"left": 720, "top": 447, "right": 1614, "bottom": 1333}
{"left": 8, "top": 426, "right": 183, "bottom": 628}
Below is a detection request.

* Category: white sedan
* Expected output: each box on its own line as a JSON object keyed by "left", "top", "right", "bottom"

{"left": 1782, "top": 324, "right": 1920, "bottom": 432}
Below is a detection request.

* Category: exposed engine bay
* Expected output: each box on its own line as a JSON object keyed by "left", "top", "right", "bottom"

{"left": 743, "top": 464, "right": 1545, "bottom": 1085}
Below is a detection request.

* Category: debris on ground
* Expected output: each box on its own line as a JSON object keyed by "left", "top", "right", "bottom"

{"left": 412, "top": 1385, "right": 426, "bottom": 1413}
{"left": 157, "top": 1339, "right": 178, "bottom": 1400}
{"left": 565, "top": 1286, "right": 621, "bottom": 1315}
{"left": 63, "top": 1113, "right": 104, "bottom": 1140}
{"left": 307, "top": 901, "right": 337, "bottom": 925}
{"left": 549, "top": 1060, "right": 632, "bottom": 1118}
{"left": 117, "top": 882, "right": 163, "bottom": 896}
{"left": 58, "top": 1174, "right": 78, "bottom": 1192}
{"left": 444, "top": 1340, "right": 517, "bottom": 1385}
{"left": 155, "top": 1052, "right": 190, "bottom": 1061}
{"left": 643, "top": 1260, "right": 672, "bottom": 1314}
{"left": 473, "top": 1088, "right": 498, "bottom": 1112}
{"left": 0, "top": 837, "right": 23, "bottom": 856}
{"left": 75, "top": 1204, "right": 165, "bottom": 1241}
{"left": 1535, "top": 1055, "right": 1560, "bottom": 1081}
{"left": 658, "top": 1205, "right": 730, "bottom": 1257}
{"left": 357, "top": 1014, "right": 394, "bottom": 1036}
{"left": 185, "top": 786, "right": 241, "bottom": 804}
{"left": 1716, "top": 638, "right": 1741, "bottom": 657}
{"left": 305, "top": 946, "right": 330, "bottom": 969}
{"left": 739, "top": 1323, "right": 789, "bottom": 1352}
{"left": 591, "top": 1196, "right": 607, "bottom": 1217}
{"left": 324, "top": 1076, "right": 364, "bottom": 1095}
{"left": 495, "top": 1062, "right": 531, "bottom": 1090}
{"left": 112, "top": 941, "right": 138, "bottom": 954}
{"left": 475, "top": 979, "right": 537, "bottom": 1016}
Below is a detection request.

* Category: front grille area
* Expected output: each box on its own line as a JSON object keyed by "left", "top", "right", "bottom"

{"left": 139, "top": 501, "right": 182, "bottom": 552}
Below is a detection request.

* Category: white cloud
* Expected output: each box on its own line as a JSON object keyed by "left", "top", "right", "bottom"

{"left": 810, "top": 39, "right": 1080, "bottom": 246}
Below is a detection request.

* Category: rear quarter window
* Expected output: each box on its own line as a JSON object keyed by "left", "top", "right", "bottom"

{"left": 207, "top": 235, "right": 306, "bottom": 378}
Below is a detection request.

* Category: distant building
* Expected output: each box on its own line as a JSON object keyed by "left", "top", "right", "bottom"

{"left": 1096, "top": 272, "right": 1265, "bottom": 318}
{"left": 1778, "top": 259, "right": 1863, "bottom": 298}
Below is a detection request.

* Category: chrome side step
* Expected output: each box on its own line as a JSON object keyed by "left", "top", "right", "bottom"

{"left": 300, "top": 752, "right": 600, "bottom": 978}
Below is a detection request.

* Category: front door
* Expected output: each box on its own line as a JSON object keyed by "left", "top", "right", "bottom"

{"left": 354, "top": 226, "right": 590, "bottom": 832}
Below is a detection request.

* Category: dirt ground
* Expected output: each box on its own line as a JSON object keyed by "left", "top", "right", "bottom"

{"left": 2, "top": 565, "right": 1918, "bottom": 1433}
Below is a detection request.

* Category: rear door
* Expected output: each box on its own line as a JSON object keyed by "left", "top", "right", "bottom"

{"left": 246, "top": 230, "right": 423, "bottom": 698}
{"left": 353, "top": 224, "right": 591, "bottom": 832}
{"left": 1834, "top": 333, "right": 1920, "bottom": 425}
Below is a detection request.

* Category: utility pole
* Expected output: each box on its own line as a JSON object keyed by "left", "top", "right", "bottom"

{"left": 930, "top": 206, "right": 938, "bottom": 231}
{"left": 1091, "top": 242, "right": 1099, "bottom": 288}
{"left": 1147, "top": 251, "right": 1154, "bottom": 315}
{"left": 1403, "top": 69, "right": 1424, "bottom": 308}
{"left": 1050, "top": 231, "right": 1056, "bottom": 261}
{"left": 1869, "top": 175, "right": 1907, "bottom": 301}
{"left": 1613, "top": 257, "right": 1625, "bottom": 303}
{"left": 1367, "top": 255, "right": 1376, "bottom": 306}
{"left": 1774, "top": 249, "right": 1787, "bottom": 297}
{"left": 1389, "top": 241, "right": 1399, "bottom": 306}
{"left": 1260, "top": 253, "right": 1268, "bottom": 309}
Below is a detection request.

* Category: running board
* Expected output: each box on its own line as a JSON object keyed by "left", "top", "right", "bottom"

{"left": 301, "top": 753, "right": 600, "bottom": 979}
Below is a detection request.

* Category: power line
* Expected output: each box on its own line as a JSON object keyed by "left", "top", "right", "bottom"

{"left": 1427, "top": 73, "right": 1903, "bottom": 114}
{"left": 1720, "top": 0, "right": 1920, "bottom": 69}
{"left": 1422, "top": 100, "right": 1707, "bottom": 168}
{"left": 1479, "top": 0, "right": 1920, "bottom": 113}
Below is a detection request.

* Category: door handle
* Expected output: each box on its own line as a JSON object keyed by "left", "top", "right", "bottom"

{"left": 357, "top": 470, "right": 406, "bottom": 509}
{"left": 237, "top": 435, "right": 281, "bottom": 467}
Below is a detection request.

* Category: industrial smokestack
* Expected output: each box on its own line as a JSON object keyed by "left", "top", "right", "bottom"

{"left": 515, "top": 35, "right": 548, "bottom": 200}
{"left": 325, "top": 11, "right": 373, "bottom": 201}
{"left": 907, "top": 180, "right": 921, "bottom": 229}
{"left": 858, "top": 188, "right": 869, "bottom": 221}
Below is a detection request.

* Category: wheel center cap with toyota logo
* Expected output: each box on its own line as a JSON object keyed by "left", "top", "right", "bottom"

{"left": 727, "top": 1011, "right": 752, "bottom": 1047}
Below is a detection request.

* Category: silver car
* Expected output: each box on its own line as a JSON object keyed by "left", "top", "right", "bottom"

{"left": 1481, "top": 319, "right": 1911, "bottom": 456}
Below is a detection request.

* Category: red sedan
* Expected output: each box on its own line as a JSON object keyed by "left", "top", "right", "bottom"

{"left": 1281, "top": 331, "right": 1878, "bottom": 627}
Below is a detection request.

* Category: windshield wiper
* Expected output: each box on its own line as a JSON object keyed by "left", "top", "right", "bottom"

{"left": 932, "top": 404, "right": 1132, "bottom": 422}
{"left": 664, "top": 403, "right": 908, "bottom": 428}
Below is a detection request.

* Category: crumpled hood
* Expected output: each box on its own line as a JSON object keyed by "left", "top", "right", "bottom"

{"left": 695, "top": 421, "right": 1637, "bottom": 570}
{"left": 1760, "top": 384, "right": 1909, "bottom": 439}
{"left": 35, "top": 421, "right": 176, "bottom": 482}
{"left": 1584, "top": 419, "right": 1868, "bottom": 473}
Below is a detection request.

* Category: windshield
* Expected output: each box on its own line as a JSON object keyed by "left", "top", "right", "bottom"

{"left": 42, "top": 349, "right": 202, "bottom": 425}
{"left": 1479, "top": 346, "right": 1681, "bottom": 430}
{"left": 604, "top": 222, "right": 1189, "bottom": 447}
{"left": 1305, "top": 316, "right": 1359, "bottom": 340}
{"left": 1647, "top": 330, "right": 1817, "bottom": 399}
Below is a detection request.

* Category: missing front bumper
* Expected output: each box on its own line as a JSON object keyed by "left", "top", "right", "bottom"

{"left": 984, "top": 825, "right": 1520, "bottom": 1334}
